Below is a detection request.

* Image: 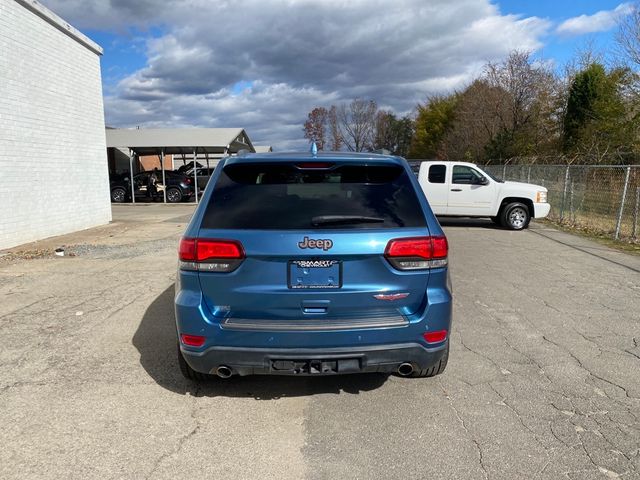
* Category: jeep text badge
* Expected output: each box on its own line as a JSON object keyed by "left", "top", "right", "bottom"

{"left": 298, "top": 236, "right": 333, "bottom": 251}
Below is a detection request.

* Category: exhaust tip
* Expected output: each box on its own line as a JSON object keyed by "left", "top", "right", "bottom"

{"left": 397, "top": 362, "right": 415, "bottom": 377}
{"left": 216, "top": 365, "right": 233, "bottom": 379}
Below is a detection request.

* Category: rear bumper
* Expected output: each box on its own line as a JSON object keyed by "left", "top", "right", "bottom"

{"left": 180, "top": 341, "right": 448, "bottom": 376}
{"left": 533, "top": 202, "right": 551, "bottom": 218}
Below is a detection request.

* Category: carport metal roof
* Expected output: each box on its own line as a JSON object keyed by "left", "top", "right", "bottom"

{"left": 107, "top": 128, "right": 255, "bottom": 204}
{"left": 105, "top": 128, "right": 255, "bottom": 155}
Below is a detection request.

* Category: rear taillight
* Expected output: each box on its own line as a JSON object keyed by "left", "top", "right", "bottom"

{"left": 423, "top": 329, "right": 448, "bottom": 344}
{"left": 385, "top": 236, "right": 448, "bottom": 270}
{"left": 185, "top": 178, "right": 192, "bottom": 184}
{"left": 179, "top": 238, "right": 244, "bottom": 272}
{"left": 196, "top": 239, "right": 243, "bottom": 260}
{"left": 179, "top": 238, "right": 196, "bottom": 261}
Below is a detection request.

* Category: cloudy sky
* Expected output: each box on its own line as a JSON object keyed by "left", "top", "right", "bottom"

{"left": 41, "top": 0, "right": 634, "bottom": 150}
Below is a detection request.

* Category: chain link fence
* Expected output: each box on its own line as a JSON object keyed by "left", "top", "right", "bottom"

{"left": 482, "top": 164, "right": 640, "bottom": 242}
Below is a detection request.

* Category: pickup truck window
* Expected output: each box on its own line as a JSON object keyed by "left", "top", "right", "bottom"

{"left": 428, "top": 164, "right": 446, "bottom": 183}
{"left": 452, "top": 166, "right": 484, "bottom": 185}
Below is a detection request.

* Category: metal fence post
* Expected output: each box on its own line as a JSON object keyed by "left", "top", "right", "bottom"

{"left": 615, "top": 166, "right": 631, "bottom": 240}
{"left": 632, "top": 186, "right": 640, "bottom": 240}
{"left": 569, "top": 179, "right": 574, "bottom": 223}
{"left": 502, "top": 163, "right": 507, "bottom": 180}
{"left": 527, "top": 166, "right": 531, "bottom": 184}
{"left": 128, "top": 149, "right": 136, "bottom": 204}
{"left": 193, "top": 148, "right": 198, "bottom": 204}
{"left": 560, "top": 165, "right": 570, "bottom": 222}
{"left": 161, "top": 149, "right": 167, "bottom": 204}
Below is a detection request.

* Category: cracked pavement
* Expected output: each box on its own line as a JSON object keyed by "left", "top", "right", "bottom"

{"left": 0, "top": 206, "right": 639, "bottom": 479}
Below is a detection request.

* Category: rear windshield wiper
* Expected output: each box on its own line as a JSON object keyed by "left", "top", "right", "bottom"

{"left": 311, "top": 215, "right": 385, "bottom": 226}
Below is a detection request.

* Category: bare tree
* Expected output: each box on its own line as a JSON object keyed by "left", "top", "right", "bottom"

{"left": 616, "top": 4, "right": 640, "bottom": 113}
{"left": 443, "top": 80, "right": 506, "bottom": 161}
{"left": 374, "top": 110, "right": 395, "bottom": 152}
{"left": 617, "top": 5, "right": 640, "bottom": 67}
{"left": 484, "top": 51, "right": 555, "bottom": 133}
{"left": 328, "top": 106, "right": 343, "bottom": 151}
{"left": 337, "top": 99, "right": 378, "bottom": 152}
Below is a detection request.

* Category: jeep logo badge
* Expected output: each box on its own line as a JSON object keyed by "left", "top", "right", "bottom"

{"left": 298, "top": 236, "right": 333, "bottom": 251}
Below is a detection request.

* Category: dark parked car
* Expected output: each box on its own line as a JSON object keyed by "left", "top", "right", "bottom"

{"left": 110, "top": 171, "right": 195, "bottom": 203}
{"left": 184, "top": 166, "right": 216, "bottom": 191}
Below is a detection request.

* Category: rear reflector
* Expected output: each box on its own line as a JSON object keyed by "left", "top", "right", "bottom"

{"left": 180, "top": 334, "right": 205, "bottom": 347}
{"left": 179, "top": 238, "right": 244, "bottom": 272}
{"left": 423, "top": 330, "right": 448, "bottom": 344}
{"left": 385, "top": 236, "right": 448, "bottom": 270}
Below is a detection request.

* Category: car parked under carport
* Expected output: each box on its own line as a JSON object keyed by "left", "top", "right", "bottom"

{"left": 110, "top": 171, "right": 195, "bottom": 203}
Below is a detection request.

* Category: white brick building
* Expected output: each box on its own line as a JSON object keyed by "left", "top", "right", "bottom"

{"left": 0, "top": 0, "right": 110, "bottom": 250}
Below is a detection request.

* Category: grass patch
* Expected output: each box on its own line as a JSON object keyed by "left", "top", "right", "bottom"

{"left": 538, "top": 218, "right": 640, "bottom": 256}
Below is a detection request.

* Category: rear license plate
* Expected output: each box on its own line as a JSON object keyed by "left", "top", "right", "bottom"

{"left": 288, "top": 260, "right": 342, "bottom": 289}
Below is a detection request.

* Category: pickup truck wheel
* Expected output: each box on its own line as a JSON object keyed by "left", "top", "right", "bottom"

{"left": 410, "top": 344, "right": 449, "bottom": 378}
{"left": 502, "top": 202, "right": 530, "bottom": 230}
{"left": 177, "top": 342, "right": 208, "bottom": 381}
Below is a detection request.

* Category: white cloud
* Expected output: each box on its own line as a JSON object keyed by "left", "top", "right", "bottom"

{"left": 41, "top": 0, "right": 551, "bottom": 149}
{"left": 556, "top": 3, "right": 634, "bottom": 36}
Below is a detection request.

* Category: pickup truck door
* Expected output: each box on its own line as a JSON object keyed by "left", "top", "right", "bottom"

{"left": 419, "top": 163, "right": 449, "bottom": 215}
{"left": 447, "top": 165, "right": 496, "bottom": 216}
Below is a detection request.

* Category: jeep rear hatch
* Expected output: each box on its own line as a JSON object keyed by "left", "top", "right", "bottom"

{"left": 192, "top": 160, "right": 440, "bottom": 326}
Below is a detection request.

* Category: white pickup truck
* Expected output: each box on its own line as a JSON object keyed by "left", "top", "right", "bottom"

{"left": 417, "top": 161, "right": 551, "bottom": 230}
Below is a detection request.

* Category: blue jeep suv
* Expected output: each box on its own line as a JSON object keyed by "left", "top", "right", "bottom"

{"left": 175, "top": 151, "right": 452, "bottom": 379}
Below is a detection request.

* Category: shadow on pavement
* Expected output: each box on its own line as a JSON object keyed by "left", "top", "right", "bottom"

{"left": 133, "top": 285, "right": 389, "bottom": 400}
{"left": 437, "top": 217, "right": 503, "bottom": 229}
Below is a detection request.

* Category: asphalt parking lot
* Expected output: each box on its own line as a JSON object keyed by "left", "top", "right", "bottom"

{"left": 1, "top": 204, "right": 639, "bottom": 479}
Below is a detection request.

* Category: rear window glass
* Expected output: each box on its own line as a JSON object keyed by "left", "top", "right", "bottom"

{"left": 428, "top": 164, "right": 446, "bottom": 183}
{"left": 201, "top": 163, "right": 426, "bottom": 230}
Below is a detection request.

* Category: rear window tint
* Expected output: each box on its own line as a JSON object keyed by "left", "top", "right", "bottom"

{"left": 201, "top": 163, "right": 427, "bottom": 230}
{"left": 428, "top": 164, "right": 446, "bottom": 183}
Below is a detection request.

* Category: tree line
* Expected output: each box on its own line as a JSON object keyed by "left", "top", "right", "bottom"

{"left": 303, "top": 10, "right": 640, "bottom": 165}
{"left": 302, "top": 101, "right": 414, "bottom": 156}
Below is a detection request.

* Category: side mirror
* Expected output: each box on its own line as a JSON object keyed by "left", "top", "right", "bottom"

{"left": 477, "top": 176, "right": 489, "bottom": 186}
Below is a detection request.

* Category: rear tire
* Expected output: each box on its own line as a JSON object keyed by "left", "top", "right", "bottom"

{"left": 411, "top": 344, "right": 449, "bottom": 378}
{"left": 167, "top": 187, "right": 182, "bottom": 203}
{"left": 111, "top": 187, "right": 126, "bottom": 203}
{"left": 177, "top": 342, "right": 208, "bottom": 381}
{"left": 501, "top": 202, "right": 530, "bottom": 230}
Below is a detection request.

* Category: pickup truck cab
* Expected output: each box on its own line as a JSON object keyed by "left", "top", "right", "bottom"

{"left": 417, "top": 161, "right": 551, "bottom": 230}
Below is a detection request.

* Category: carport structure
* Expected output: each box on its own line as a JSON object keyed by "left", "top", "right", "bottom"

{"left": 106, "top": 128, "right": 255, "bottom": 203}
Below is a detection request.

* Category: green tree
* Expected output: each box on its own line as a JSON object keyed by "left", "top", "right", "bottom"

{"left": 408, "top": 94, "right": 458, "bottom": 159}
{"left": 373, "top": 112, "right": 414, "bottom": 157}
{"left": 563, "top": 63, "right": 632, "bottom": 158}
